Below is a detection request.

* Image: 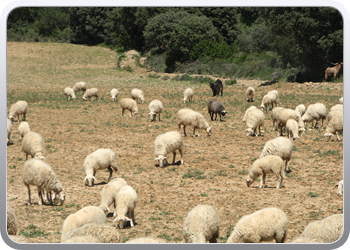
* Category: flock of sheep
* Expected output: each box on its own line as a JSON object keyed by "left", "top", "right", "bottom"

{"left": 6, "top": 79, "right": 343, "bottom": 244}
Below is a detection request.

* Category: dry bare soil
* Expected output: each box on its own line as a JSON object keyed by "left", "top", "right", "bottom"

{"left": 6, "top": 42, "right": 343, "bottom": 244}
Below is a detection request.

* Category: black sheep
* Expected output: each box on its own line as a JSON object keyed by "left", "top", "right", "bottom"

{"left": 208, "top": 100, "right": 227, "bottom": 121}
{"left": 209, "top": 79, "right": 223, "bottom": 97}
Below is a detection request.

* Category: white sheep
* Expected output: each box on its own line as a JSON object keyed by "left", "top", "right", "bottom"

{"left": 22, "top": 132, "right": 44, "bottom": 160}
{"left": 182, "top": 204, "right": 220, "bottom": 243}
{"left": 324, "top": 116, "right": 343, "bottom": 141}
{"left": 148, "top": 100, "right": 163, "bottom": 121}
{"left": 64, "top": 87, "right": 76, "bottom": 101}
{"left": 226, "top": 207, "right": 289, "bottom": 243}
{"left": 327, "top": 110, "right": 343, "bottom": 122}
{"left": 291, "top": 236, "right": 324, "bottom": 243}
{"left": 295, "top": 104, "right": 306, "bottom": 116}
{"left": 246, "top": 155, "right": 286, "bottom": 189}
{"left": 268, "top": 90, "right": 279, "bottom": 99}
{"left": 125, "top": 237, "right": 167, "bottom": 243}
{"left": 271, "top": 107, "right": 284, "bottom": 131}
{"left": 335, "top": 180, "right": 343, "bottom": 196}
{"left": 18, "top": 121, "right": 30, "bottom": 138}
{"left": 8, "top": 100, "right": 28, "bottom": 122}
{"left": 242, "top": 106, "right": 257, "bottom": 124}
{"left": 154, "top": 131, "right": 184, "bottom": 168}
{"left": 183, "top": 87, "right": 194, "bottom": 103}
{"left": 23, "top": 159, "right": 65, "bottom": 206}
{"left": 110, "top": 88, "right": 118, "bottom": 102}
{"left": 246, "top": 87, "right": 255, "bottom": 102}
{"left": 7, "top": 118, "right": 12, "bottom": 144}
{"left": 339, "top": 97, "right": 343, "bottom": 104}
{"left": 62, "top": 223, "right": 122, "bottom": 243}
{"left": 286, "top": 119, "right": 301, "bottom": 140}
{"left": 302, "top": 103, "right": 327, "bottom": 128}
{"left": 177, "top": 108, "right": 211, "bottom": 137}
{"left": 120, "top": 98, "right": 139, "bottom": 117}
{"left": 276, "top": 108, "right": 305, "bottom": 137}
{"left": 7, "top": 204, "right": 18, "bottom": 235}
{"left": 83, "top": 148, "right": 118, "bottom": 187}
{"left": 260, "top": 136, "right": 293, "bottom": 172}
{"left": 82, "top": 88, "right": 99, "bottom": 101}
{"left": 99, "top": 178, "right": 128, "bottom": 213}
{"left": 260, "top": 93, "right": 278, "bottom": 110}
{"left": 112, "top": 185, "right": 138, "bottom": 229}
{"left": 72, "top": 81, "right": 87, "bottom": 93}
{"left": 61, "top": 206, "right": 107, "bottom": 242}
{"left": 131, "top": 88, "right": 145, "bottom": 103}
{"left": 244, "top": 108, "right": 264, "bottom": 137}
{"left": 330, "top": 104, "right": 343, "bottom": 112}
{"left": 300, "top": 214, "right": 343, "bottom": 243}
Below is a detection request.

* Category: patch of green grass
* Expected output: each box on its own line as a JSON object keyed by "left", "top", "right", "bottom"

{"left": 157, "top": 234, "right": 172, "bottom": 241}
{"left": 238, "top": 170, "right": 248, "bottom": 175}
{"left": 308, "top": 192, "right": 318, "bottom": 198}
{"left": 149, "top": 217, "right": 162, "bottom": 222}
{"left": 182, "top": 169, "right": 205, "bottom": 179}
{"left": 317, "top": 150, "right": 340, "bottom": 156}
{"left": 19, "top": 224, "right": 51, "bottom": 238}
{"left": 200, "top": 193, "right": 209, "bottom": 197}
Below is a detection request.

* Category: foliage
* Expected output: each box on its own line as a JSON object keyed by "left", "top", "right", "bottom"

{"left": 144, "top": 11, "right": 220, "bottom": 71}
{"left": 19, "top": 224, "right": 51, "bottom": 238}
{"left": 190, "top": 40, "right": 238, "bottom": 61}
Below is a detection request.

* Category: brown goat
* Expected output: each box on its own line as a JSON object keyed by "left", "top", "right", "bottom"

{"left": 325, "top": 62, "right": 343, "bottom": 81}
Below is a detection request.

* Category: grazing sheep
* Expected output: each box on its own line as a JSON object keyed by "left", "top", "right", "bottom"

{"left": 271, "top": 107, "right": 284, "bottom": 131}
{"left": 246, "top": 155, "right": 285, "bottom": 189}
{"left": 302, "top": 103, "right": 327, "bottom": 128}
{"left": 8, "top": 100, "right": 28, "bottom": 122}
{"left": 246, "top": 87, "right": 255, "bottom": 102}
{"left": 207, "top": 100, "right": 227, "bottom": 121}
{"left": 245, "top": 108, "right": 264, "bottom": 137}
{"left": 18, "top": 121, "right": 30, "bottom": 138}
{"left": 64, "top": 236, "right": 100, "bottom": 243}
{"left": 177, "top": 109, "right": 211, "bottom": 137}
{"left": 182, "top": 204, "right": 220, "bottom": 243}
{"left": 110, "top": 88, "right": 118, "bottom": 102}
{"left": 300, "top": 214, "right": 343, "bottom": 243}
{"left": 324, "top": 116, "right": 343, "bottom": 141}
{"left": 242, "top": 106, "right": 257, "bottom": 124}
{"left": 125, "top": 237, "right": 167, "bottom": 243}
{"left": 226, "top": 207, "right": 289, "bottom": 243}
{"left": 183, "top": 87, "right": 194, "bottom": 103}
{"left": 120, "top": 98, "right": 139, "bottom": 117}
{"left": 148, "top": 100, "right": 163, "bottom": 121}
{"left": 83, "top": 148, "right": 118, "bottom": 187}
{"left": 82, "top": 88, "right": 99, "bottom": 101}
{"left": 291, "top": 236, "right": 324, "bottom": 243}
{"left": 260, "top": 93, "right": 278, "bottom": 111}
{"left": 63, "top": 223, "right": 122, "bottom": 243}
{"left": 113, "top": 185, "right": 138, "bottom": 229}
{"left": 339, "top": 97, "right": 343, "bottom": 104}
{"left": 295, "top": 104, "right": 306, "bottom": 116}
{"left": 7, "top": 204, "right": 18, "bottom": 235}
{"left": 64, "top": 87, "right": 76, "bottom": 101}
{"left": 154, "top": 131, "right": 184, "bottom": 168}
{"left": 61, "top": 206, "right": 107, "bottom": 242}
{"left": 335, "top": 180, "right": 343, "bottom": 196}
{"left": 99, "top": 178, "right": 128, "bottom": 213}
{"left": 73, "top": 81, "right": 87, "bottom": 93}
{"left": 131, "top": 88, "right": 145, "bottom": 103}
{"left": 7, "top": 118, "right": 12, "bottom": 144}
{"left": 209, "top": 79, "right": 223, "bottom": 97}
{"left": 23, "top": 159, "right": 65, "bottom": 206}
{"left": 286, "top": 119, "right": 301, "bottom": 140}
{"left": 276, "top": 108, "right": 305, "bottom": 136}
{"left": 22, "top": 132, "right": 44, "bottom": 160}
{"left": 260, "top": 136, "right": 293, "bottom": 172}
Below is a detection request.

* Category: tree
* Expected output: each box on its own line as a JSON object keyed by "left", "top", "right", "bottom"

{"left": 144, "top": 11, "right": 220, "bottom": 70}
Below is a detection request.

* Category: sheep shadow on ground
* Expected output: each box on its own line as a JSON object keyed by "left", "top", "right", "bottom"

{"left": 155, "top": 160, "right": 182, "bottom": 168}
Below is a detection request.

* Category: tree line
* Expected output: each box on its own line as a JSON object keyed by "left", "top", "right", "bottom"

{"left": 7, "top": 7, "right": 343, "bottom": 81}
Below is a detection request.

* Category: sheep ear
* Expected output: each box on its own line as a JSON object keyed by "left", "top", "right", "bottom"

{"left": 92, "top": 176, "right": 97, "bottom": 181}
{"left": 155, "top": 157, "right": 159, "bottom": 161}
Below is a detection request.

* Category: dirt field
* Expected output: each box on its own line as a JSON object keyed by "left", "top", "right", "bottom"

{"left": 6, "top": 42, "right": 343, "bottom": 244}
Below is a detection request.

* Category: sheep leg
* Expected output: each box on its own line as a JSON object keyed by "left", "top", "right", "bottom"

{"left": 258, "top": 126, "right": 261, "bottom": 136}
{"left": 37, "top": 187, "right": 43, "bottom": 206}
{"left": 158, "top": 113, "right": 161, "bottom": 121}
{"left": 107, "top": 166, "right": 113, "bottom": 183}
{"left": 336, "top": 132, "right": 341, "bottom": 141}
{"left": 26, "top": 184, "right": 32, "bottom": 205}
{"left": 193, "top": 127, "right": 198, "bottom": 137}
{"left": 214, "top": 113, "right": 218, "bottom": 120}
{"left": 23, "top": 113, "right": 26, "bottom": 121}
{"left": 122, "top": 108, "right": 124, "bottom": 116}
{"left": 209, "top": 232, "right": 218, "bottom": 243}
{"left": 275, "top": 231, "right": 287, "bottom": 243}
{"left": 172, "top": 152, "right": 176, "bottom": 164}
{"left": 183, "top": 126, "right": 187, "bottom": 137}
{"left": 129, "top": 210, "right": 135, "bottom": 227}
{"left": 179, "top": 149, "right": 184, "bottom": 164}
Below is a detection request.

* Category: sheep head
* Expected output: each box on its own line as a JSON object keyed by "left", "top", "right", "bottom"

{"left": 246, "top": 178, "right": 254, "bottom": 187}
{"left": 155, "top": 155, "right": 167, "bottom": 168}
{"left": 34, "top": 153, "right": 45, "bottom": 160}
{"left": 99, "top": 205, "right": 111, "bottom": 213}
{"left": 245, "top": 128, "right": 254, "bottom": 137}
{"left": 206, "top": 126, "right": 212, "bottom": 136}
{"left": 148, "top": 112, "right": 156, "bottom": 121}
{"left": 52, "top": 192, "right": 65, "bottom": 206}
{"left": 84, "top": 174, "right": 97, "bottom": 187}
{"left": 82, "top": 97, "right": 87, "bottom": 101}
{"left": 8, "top": 115, "right": 15, "bottom": 121}
{"left": 221, "top": 110, "right": 227, "bottom": 118}
{"left": 260, "top": 104, "right": 265, "bottom": 111}
{"left": 324, "top": 133, "right": 334, "bottom": 141}
{"left": 113, "top": 216, "right": 134, "bottom": 228}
